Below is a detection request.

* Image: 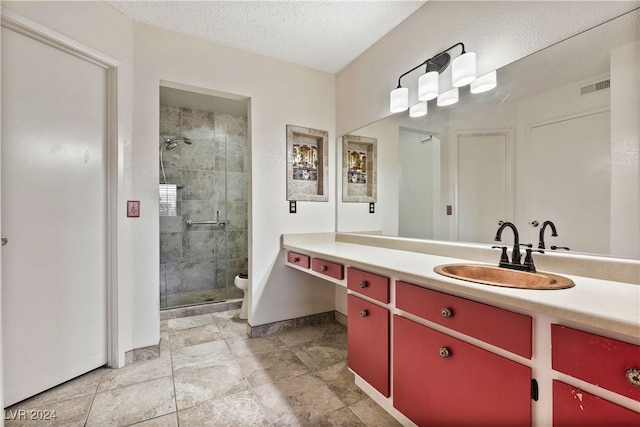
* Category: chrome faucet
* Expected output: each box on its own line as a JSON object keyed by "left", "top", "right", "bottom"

{"left": 538, "top": 220, "right": 558, "bottom": 249}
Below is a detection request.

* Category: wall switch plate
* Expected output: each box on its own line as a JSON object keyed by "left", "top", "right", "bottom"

{"left": 446, "top": 205, "right": 453, "bottom": 216}
{"left": 289, "top": 200, "right": 297, "bottom": 214}
{"left": 127, "top": 200, "right": 140, "bottom": 217}
{"left": 369, "top": 202, "right": 375, "bottom": 214}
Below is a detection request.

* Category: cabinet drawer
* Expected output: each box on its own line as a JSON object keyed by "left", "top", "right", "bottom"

{"left": 552, "top": 324, "right": 640, "bottom": 402}
{"left": 396, "top": 281, "right": 532, "bottom": 359}
{"left": 348, "top": 294, "right": 389, "bottom": 397}
{"left": 311, "top": 258, "right": 344, "bottom": 280}
{"left": 347, "top": 267, "right": 389, "bottom": 303}
{"left": 553, "top": 380, "right": 640, "bottom": 426}
{"left": 393, "top": 315, "right": 531, "bottom": 426}
{"left": 287, "top": 251, "right": 310, "bottom": 269}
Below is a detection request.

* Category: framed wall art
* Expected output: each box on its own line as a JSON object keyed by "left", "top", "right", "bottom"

{"left": 286, "top": 124, "right": 329, "bottom": 202}
{"left": 342, "top": 134, "right": 377, "bottom": 203}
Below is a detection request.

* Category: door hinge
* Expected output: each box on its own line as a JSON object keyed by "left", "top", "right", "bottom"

{"left": 531, "top": 379, "right": 539, "bottom": 401}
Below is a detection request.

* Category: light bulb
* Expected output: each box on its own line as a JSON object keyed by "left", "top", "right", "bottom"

{"left": 470, "top": 70, "right": 497, "bottom": 93}
{"left": 437, "top": 87, "right": 459, "bottom": 106}
{"left": 390, "top": 87, "right": 409, "bottom": 113}
{"left": 409, "top": 101, "right": 427, "bottom": 118}
{"left": 418, "top": 71, "right": 439, "bottom": 101}
{"left": 452, "top": 51, "right": 476, "bottom": 87}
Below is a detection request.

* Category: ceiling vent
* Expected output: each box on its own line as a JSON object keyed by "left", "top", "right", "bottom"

{"left": 580, "top": 79, "right": 610, "bottom": 96}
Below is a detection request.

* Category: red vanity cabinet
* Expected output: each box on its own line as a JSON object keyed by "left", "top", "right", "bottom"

{"left": 394, "top": 281, "right": 533, "bottom": 426}
{"left": 311, "top": 258, "right": 344, "bottom": 280}
{"left": 347, "top": 294, "right": 389, "bottom": 397}
{"left": 553, "top": 380, "right": 640, "bottom": 426}
{"left": 347, "top": 267, "right": 389, "bottom": 304}
{"left": 551, "top": 324, "right": 640, "bottom": 425}
{"left": 551, "top": 324, "right": 640, "bottom": 402}
{"left": 286, "top": 251, "right": 310, "bottom": 268}
{"left": 396, "top": 280, "right": 532, "bottom": 359}
{"left": 393, "top": 315, "right": 532, "bottom": 426}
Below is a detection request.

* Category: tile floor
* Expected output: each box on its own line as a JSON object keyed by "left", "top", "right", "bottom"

{"left": 4, "top": 310, "right": 401, "bottom": 427}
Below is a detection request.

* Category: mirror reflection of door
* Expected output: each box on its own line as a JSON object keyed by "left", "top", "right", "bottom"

{"left": 456, "top": 131, "right": 514, "bottom": 245}
{"left": 398, "top": 129, "right": 441, "bottom": 239}
{"left": 528, "top": 110, "right": 610, "bottom": 254}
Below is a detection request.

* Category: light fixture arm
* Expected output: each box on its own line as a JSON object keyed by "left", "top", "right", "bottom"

{"left": 396, "top": 42, "right": 466, "bottom": 87}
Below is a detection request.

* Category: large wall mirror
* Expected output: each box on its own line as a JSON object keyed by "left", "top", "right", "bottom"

{"left": 337, "top": 9, "right": 639, "bottom": 260}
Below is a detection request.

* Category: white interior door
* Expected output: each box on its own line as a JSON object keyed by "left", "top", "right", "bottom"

{"left": 528, "top": 110, "right": 611, "bottom": 254}
{"left": 456, "top": 131, "right": 513, "bottom": 244}
{"left": 1, "top": 25, "right": 108, "bottom": 406}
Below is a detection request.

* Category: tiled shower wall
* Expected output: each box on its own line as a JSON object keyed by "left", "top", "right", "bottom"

{"left": 159, "top": 105, "right": 248, "bottom": 308}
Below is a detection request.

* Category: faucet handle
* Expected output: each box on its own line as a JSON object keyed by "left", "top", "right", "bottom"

{"left": 492, "top": 246, "right": 510, "bottom": 265}
{"left": 523, "top": 247, "right": 545, "bottom": 272}
{"left": 550, "top": 245, "right": 570, "bottom": 251}
{"left": 520, "top": 243, "right": 533, "bottom": 248}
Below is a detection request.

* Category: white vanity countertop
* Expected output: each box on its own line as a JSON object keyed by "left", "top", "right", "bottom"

{"left": 282, "top": 233, "right": 640, "bottom": 342}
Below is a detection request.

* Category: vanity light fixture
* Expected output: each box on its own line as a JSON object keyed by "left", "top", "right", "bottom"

{"left": 390, "top": 86, "right": 409, "bottom": 113}
{"left": 390, "top": 42, "right": 496, "bottom": 115}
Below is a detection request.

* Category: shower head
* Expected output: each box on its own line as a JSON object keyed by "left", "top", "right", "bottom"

{"left": 163, "top": 136, "right": 191, "bottom": 149}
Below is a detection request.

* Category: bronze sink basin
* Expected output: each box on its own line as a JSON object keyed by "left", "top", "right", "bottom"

{"left": 434, "top": 264, "right": 574, "bottom": 290}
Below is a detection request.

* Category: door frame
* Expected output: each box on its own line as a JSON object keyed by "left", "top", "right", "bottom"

{"left": 451, "top": 129, "right": 515, "bottom": 241}
{"left": 0, "top": 9, "right": 121, "bottom": 374}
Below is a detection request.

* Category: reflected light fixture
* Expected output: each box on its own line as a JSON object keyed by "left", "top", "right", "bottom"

{"left": 390, "top": 42, "right": 495, "bottom": 115}
{"left": 409, "top": 101, "right": 427, "bottom": 117}
{"left": 470, "top": 70, "right": 497, "bottom": 93}
{"left": 437, "top": 87, "right": 459, "bottom": 106}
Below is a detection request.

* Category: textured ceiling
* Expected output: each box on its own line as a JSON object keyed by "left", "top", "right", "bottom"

{"left": 106, "top": 1, "right": 426, "bottom": 74}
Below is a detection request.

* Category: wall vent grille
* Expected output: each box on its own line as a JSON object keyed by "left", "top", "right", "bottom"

{"left": 580, "top": 79, "right": 610, "bottom": 96}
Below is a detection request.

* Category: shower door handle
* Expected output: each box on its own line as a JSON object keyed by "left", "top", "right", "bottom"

{"left": 1, "top": 236, "right": 7, "bottom": 246}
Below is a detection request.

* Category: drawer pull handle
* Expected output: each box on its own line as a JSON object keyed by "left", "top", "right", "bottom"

{"left": 293, "top": 257, "right": 300, "bottom": 262}
{"left": 441, "top": 307, "right": 453, "bottom": 319}
{"left": 360, "top": 281, "right": 368, "bottom": 288}
{"left": 320, "top": 265, "right": 327, "bottom": 272}
{"left": 439, "top": 347, "right": 451, "bottom": 359}
{"left": 626, "top": 369, "right": 640, "bottom": 388}
{"left": 360, "top": 309, "right": 368, "bottom": 318}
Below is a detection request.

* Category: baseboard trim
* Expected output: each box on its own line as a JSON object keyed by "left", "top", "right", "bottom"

{"left": 160, "top": 299, "right": 242, "bottom": 320}
{"left": 248, "top": 311, "right": 339, "bottom": 338}
{"left": 124, "top": 343, "right": 160, "bottom": 365}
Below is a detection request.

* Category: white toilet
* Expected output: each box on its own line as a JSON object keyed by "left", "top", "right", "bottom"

{"left": 234, "top": 272, "right": 249, "bottom": 320}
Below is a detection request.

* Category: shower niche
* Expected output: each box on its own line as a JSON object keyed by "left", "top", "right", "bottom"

{"left": 159, "top": 84, "right": 249, "bottom": 309}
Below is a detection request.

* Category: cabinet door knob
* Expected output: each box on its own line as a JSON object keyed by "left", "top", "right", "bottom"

{"left": 1, "top": 236, "right": 7, "bottom": 246}
{"left": 293, "top": 257, "right": 300, "bottom": 262}
{"left": 627, "top": 368, "right": 640, "bottom": 388}
{"left": 360, "top": 309, "right": 368, "bottom": 318}
{"left": 441, "top": 307, "right": 453, "bottom": 319}
{"left": 360, "top": 280, "right": 368, "bottom": 288}
{"left": 439, "top": 347, "right": 451, "bottom": 359}
{"left": 320, "top": 265, "right": 327, "bottom": 271}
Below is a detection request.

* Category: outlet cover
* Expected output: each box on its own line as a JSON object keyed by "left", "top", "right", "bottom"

{"left": 289, "top": 201, "right": 297, "bottom": 214}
